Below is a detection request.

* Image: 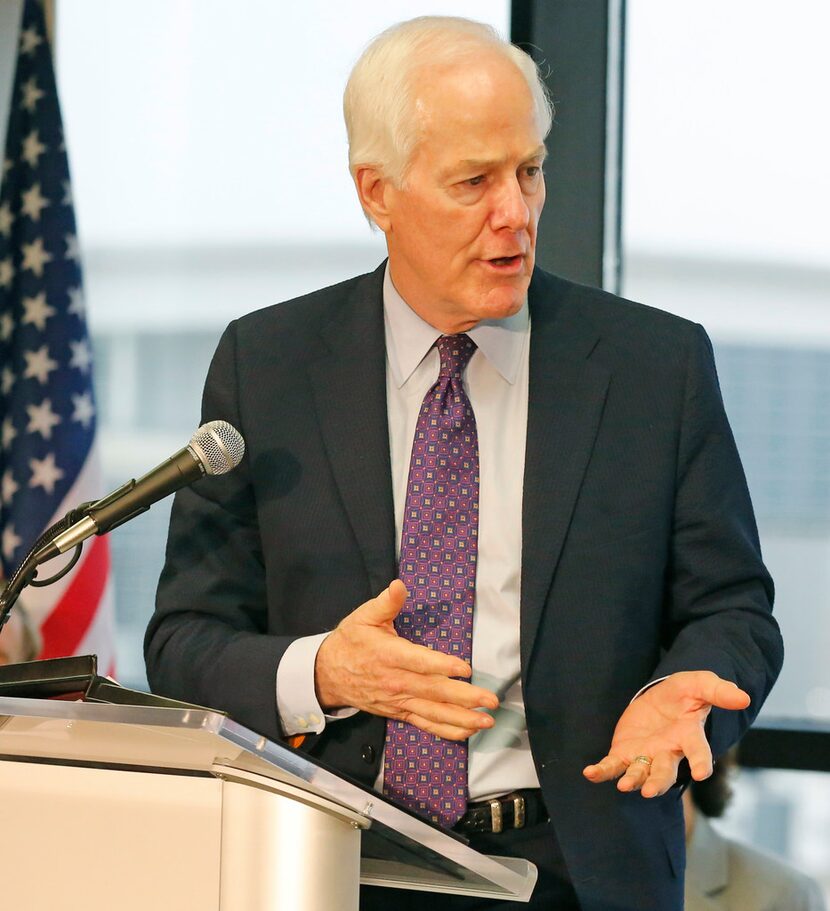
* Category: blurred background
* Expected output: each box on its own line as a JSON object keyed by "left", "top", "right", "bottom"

{"left": 0, "top": 0, "right": 827, "bottom": 900}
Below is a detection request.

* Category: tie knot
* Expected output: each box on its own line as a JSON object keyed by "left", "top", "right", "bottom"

{"left": 436, "top": 334, "right": 476, "bottom": 380}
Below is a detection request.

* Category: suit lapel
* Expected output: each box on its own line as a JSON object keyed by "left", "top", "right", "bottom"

{"left": 308, "top": 265, "right": 397, "bottom": 594}
{"left": 520, "top": 270, "right": 611, "bottom": 671}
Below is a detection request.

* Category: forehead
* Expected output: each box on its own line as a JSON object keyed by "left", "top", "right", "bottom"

{"left": 410, "top": 54, "right": 544, "bottom": 166}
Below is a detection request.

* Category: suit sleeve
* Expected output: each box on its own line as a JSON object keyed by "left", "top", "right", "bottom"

{"left": 144, "top": 320, "right": 295, "bottom": 742}
{"left": 650, "top": 323, "right": 784, "bottom": 757}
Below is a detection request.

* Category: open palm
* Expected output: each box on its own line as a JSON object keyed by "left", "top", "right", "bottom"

{"left": 583, "top": 671, "right": 750, "bottom": 798}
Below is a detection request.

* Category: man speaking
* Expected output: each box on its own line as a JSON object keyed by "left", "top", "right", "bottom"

{"left": 145, "top": 17, "right": 783, "bottom": 910}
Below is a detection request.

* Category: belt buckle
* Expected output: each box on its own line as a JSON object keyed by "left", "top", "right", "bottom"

{"left": 513, "top": 794, "right": 526, "bottom": 829}
{"left": 488, "top": 799, "right": 503, "bottom": 834}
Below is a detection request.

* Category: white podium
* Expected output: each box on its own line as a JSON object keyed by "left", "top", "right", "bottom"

{"left": 0, "top": 689, "right": 536, "bottom": 909}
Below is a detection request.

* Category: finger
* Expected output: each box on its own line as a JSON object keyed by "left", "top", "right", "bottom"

{"left": 390, "top": 636, "right": 474, "bottom": 681}
{"left": 359, "top": 579, "right": 409, "bottom": 626}
{"left": 640, "top": 752, "right": 681, "bottom": 798}
{"left": 394, "top": 697, "right": 495, "bottom": 732}
{"left": 406, "top": 672, "right": 499, "bottom": 710}
{"left": 616, "top": 757, "right": 652, "bottom": 793}
{"left": 583, "top": 754, "right": 628, "bottom": 782}
{"left": 680, "top": 726, "right": 714, "bottom": 781}
{"left": 396, "top": 713, "right": 479, "bottom": 742}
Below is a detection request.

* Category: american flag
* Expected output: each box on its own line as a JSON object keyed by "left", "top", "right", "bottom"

{"left": 0, "top": 0, "right": 115, "bottom": 672}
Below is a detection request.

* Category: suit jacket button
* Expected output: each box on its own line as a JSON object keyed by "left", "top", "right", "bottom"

{"left": 361, "top": 744, "right": 376, "bottom": 764}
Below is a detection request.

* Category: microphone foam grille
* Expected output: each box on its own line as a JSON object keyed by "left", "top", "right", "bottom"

{"left": 189, "top": 421, "right": 246, "bottom": 476}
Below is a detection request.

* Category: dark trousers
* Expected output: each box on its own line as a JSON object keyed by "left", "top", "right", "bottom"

{"left": 360, "top": 820, "right": 581, "bottom": 910}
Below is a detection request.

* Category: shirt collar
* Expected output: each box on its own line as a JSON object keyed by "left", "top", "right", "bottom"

{"left": 383, "top": 263, "right": 529, "bottom": 389}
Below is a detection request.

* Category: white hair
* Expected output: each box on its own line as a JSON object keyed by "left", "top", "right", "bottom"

{"left": 343, "top": 16, "right": 553, "bottom": 188}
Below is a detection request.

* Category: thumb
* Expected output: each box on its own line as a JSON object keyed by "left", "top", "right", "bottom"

{"left": 360, "top": 579, "right": 408, "bottom": 627}
{"left": 685, "top": 672, "right": 751, "bottom": 711}
{"left": 709, "top": 677, "right": 751, "bottom": 711}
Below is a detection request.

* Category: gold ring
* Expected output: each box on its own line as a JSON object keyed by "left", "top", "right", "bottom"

{"left": 632, "top": 755, "right": 652, "bottom": 767}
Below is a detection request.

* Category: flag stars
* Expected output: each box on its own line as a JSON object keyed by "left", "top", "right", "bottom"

{"left": 69, "top": 339, "right": 93, "bottom": 372}
{"left": 64, "top": 233, "right": 81, "bottom": 262}
{"left": 29, "top": 452, "right": 64, "bottom": 494}
{"left": 26, "top": 398, "right": 61, "bottom": 439}
{"left": 1, "top": 367, "right": 14, "bottom": 395}
{"left": 1, "top": 417, "right": 16, "bottom": 449}
{"left": 19, "top": 26, "right": 43, "bottom": 56}
{"left": 71, "top": 392, "right": 95, "bottom": 428}
{"left": 0, "top": 201, "right": 13, "bottom": 237}
{"left": 20, "top": 77, "right": 45, "bottom": 113}
{"left": 23, "top": 345, "right": 59, "bottom": 384}
{"left": 21, "top": 182, "right": 49, "bottom": 222}
{"left": 2, "top": 524, "right": 22, "bottom": 561}
{"left": 0, "top": 257, "right": 14, "bottom": 289}
{"left": 2, "top": 469, "right": 18, "bottom": 505}
{"left": 21, "top": 237, "right": 53, "bottom": 276}
{"left": 0, "top": 312, "right": 14, "bottom": 342}
{"left": 21, "top": 130, "right": 47, "bottom": 168}
{"left": 67, "top": 287, "right": 84, "bottom": 316}
{"left": 22, "top": 292, "right": 55, "bottom": 330}
{"left": 62, "top": 180, "right": 73, "bottom": 206}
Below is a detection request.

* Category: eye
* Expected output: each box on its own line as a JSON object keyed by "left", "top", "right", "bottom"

{"left": 466, "top": 175, "right": 486, "bottom": 187}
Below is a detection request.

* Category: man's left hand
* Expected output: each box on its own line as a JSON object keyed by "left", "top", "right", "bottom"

{"left": 582, "top": 671, "right": 750, "bottom": 798}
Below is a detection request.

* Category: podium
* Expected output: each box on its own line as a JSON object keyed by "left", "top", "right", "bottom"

{"left": 0, "top": 690, "right": 537, "bottom": 909}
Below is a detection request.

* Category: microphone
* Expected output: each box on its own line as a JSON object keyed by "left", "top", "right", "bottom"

{"left": 34, "top": 420, "right": 245, "bottom": 566}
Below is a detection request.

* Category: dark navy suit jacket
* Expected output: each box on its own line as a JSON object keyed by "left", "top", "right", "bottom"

{"left": 146, "top": 264, "right": 783, "bottom": 910}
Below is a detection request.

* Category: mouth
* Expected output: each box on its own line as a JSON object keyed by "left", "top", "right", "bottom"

{"left": 483, "top": 254, "right": 525, "bottom": 274}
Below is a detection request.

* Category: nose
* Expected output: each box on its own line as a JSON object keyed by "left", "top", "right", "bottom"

{"left": 490, "top": 177, "right": 531, "bottom": 233}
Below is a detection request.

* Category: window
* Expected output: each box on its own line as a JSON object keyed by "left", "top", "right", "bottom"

{"left": 623, "top": 1, "right": 830, "bottom": 895}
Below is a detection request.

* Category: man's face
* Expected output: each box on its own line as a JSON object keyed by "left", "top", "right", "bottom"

{"left": 379, "top": 54, "right": 546, "bottom": 333}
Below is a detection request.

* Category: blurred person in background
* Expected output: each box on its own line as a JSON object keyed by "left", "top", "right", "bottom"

{"left": 684, "top": 754, "right": 826, "bottom": 910}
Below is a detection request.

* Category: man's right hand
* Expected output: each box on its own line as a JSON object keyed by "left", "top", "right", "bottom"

{"left": 314, "top": 579, "right": 499, "bottom": 741}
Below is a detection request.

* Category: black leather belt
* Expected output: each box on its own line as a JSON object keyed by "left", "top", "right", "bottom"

{"left": 454, "top": 789, "right": 548, "bottom": 835}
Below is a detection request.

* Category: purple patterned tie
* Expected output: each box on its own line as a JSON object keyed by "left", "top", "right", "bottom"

{"left": 383, "top": 334, "right": 479, "bottom": 828}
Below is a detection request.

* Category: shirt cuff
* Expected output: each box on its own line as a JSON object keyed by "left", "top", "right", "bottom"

{"left": 275, "top": 632, "right": 358, "bottom": 736}
{"left": 631, "top": 675, "right": 670, "bottom": 702}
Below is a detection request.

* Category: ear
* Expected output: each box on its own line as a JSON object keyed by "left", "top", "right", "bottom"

{"left": 354, "top": 166, "right": 394, "bottom": 232}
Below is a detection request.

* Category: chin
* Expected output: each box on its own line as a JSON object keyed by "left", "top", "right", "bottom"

{"left": 476, "top": 284, "right": 527, "bottom": 321}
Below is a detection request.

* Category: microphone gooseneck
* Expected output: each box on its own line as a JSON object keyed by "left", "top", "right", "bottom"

{"left": 0, "top": 421, "right": 245, "bottom": 629}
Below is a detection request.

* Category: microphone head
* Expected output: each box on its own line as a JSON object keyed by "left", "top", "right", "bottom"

{"left": 188, "top": 421, "right": 246, "bottom": 476}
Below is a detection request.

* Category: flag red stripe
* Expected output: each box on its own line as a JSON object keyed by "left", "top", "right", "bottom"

{"left": 39, "top": 536, "right": 111, "bottom": 659}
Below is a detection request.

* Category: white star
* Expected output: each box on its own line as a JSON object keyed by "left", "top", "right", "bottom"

{"left": 1, "top": 417, "right": 16, "bottom": 449}
{"left": 21, "top": 237, "right": 52, "bottom": 277}
{"left": 21, "top": 182, "right": 49, "bottom": 222}
{"left": 64, "top": 233, "right": 81, "bottom": 262}
{"left": 67, "top": 287, "right": 84, "bottom": 316}
{"left": 2, "top": 158, "right": 12, "bottom": 180}
{"left": 62, "top": 180, "right": 73, "bottom": 206}
{"left": 71, "top": 392, "right": 95, "bottom": 428}
{"left": 20, "top": 77, "right": 44, "bottom": 114}
{"left": 23, "top": 345, "right": 59, "bottom": 385}
{"left": 2, "top": 468, "right": 18, "bottom": 505}
{"left": 0, "top": 201, "right": 13, "bottom": 237}
{"left": 26, "top": 398, "right": 61, "bottom": 439}
{"left": 69, "top": 339, "right": 93, "bottom": 372}
{"left": 21, "top": 130, "right": 47, "bottom": 168}
{"left": 0, "top": 312, "right": 14, "bottom": 342}
{"left": 1, "top": 367, "right": 15, "bottom": 395}
{"left": 19, "top": 26, "right": 43, "bottom": 56}
{"left": 29, "top": 452, "right": 64, "bottom": 495}
{"left": 2, "top": 525, "right": 22, "bottom": 561}
{"left": 0, "top": 257, "right": 13, "bottom": 289}
{"left": 22, "top": 292, "right": 56, "bottom": 330}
